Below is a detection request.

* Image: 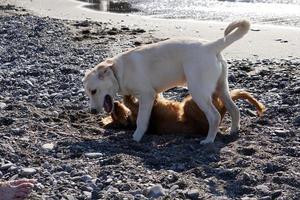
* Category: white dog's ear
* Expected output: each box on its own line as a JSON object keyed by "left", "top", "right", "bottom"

{"left": 85, "top": 69, "right": 91, "bottom": 75}
{"left": 98, "top": 60, "right": 114, "bottom": 80}
{"left": 82, "top": 69, "right": 91, "bottom": 82}
{"left": 98, "top": 68, "right": 110, "bottom": 80}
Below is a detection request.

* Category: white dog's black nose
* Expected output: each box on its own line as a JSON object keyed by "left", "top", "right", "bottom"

{"left": 90, "top": 108, "right": 98, "bottom": 114}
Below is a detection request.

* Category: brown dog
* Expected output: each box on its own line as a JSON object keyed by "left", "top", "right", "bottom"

{"left": 101, "top": 89, "right": 265, "bottom": 137}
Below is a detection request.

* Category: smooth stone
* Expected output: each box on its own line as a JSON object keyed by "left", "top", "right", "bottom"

{"left": 241, "top": 197, "right": 256, "bottom": 200}
{"left": 271, "top": 190, "right": 282, "bottom": 199}
{"left": 214, "top": 196, "right": 231, "bottom": 200}
{"left": 105, "top": 178, "right": 113, "bottom": 184}
{"left": 0, "top": 102, "right": 6, "bottom": 109}
{"left": 25, "top": 80, "right": 34, "bottom": 87}
{"left": 21, "top": 167, "right": 37, "bottom": 176}
{"left": 107, "top": 186, "right": 119, "bottom": 193}
{"left": 147, "top": 184, "right": 166, "bottom": 198}
{"left": 11, "top": 128, "right": 25, "bottom": 135}
{"left": 293, "top": 86, "right": 300, "bottom": 93}
{"left": 187, "top": 189, "right": 200, "bottom": 199}
{"left": 84, "top": 152, "right": 103, "bottom": 158}
{"left": 134, "top": 194, "right": 148, "bottom": 200}
{"left": 170, "top": 184, "right": 179, "bottom": 192}
{"left": 0, "top": 163, "right": 14, "bottom": 170}
{"left": 42, "top": 143, "right": 55, "bottom": 151}
{"left": 64, "top": 194, "right": 76, "bottom": 200}
{"left": 255, "top": 184, "right": 270, "bottom": 194}
{"left": 83, "top": 191, "right": 92, "bottom": 199}
{"left": 83, "top": 186, "right": 93, "bottom": 192}
{"left": 81, "top": 175, "right": 93, "bottom": 182}
{"left": 273, "top": 129, "right": 289, "bottom": 137}
{"left": 294, "top": 115, "right": 300, "bottom": 126}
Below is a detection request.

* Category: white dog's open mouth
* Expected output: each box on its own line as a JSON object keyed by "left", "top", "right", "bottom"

{"left": 103, "top": 95, "right": 113, "bottom": 113}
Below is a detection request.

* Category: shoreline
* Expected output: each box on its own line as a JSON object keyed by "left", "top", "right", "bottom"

{"left": 5, "top": 0, "right": 300, "bottom": 60}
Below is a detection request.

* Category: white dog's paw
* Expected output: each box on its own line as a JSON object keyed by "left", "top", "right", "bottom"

{"left": 230, "top": 126, "right": 240, "bottom": 135}
{"left": 133, "top": 131, "right": 144, "bottom": 142}
{"left": 200, "top": 138, "right": 214, "bottom": 145}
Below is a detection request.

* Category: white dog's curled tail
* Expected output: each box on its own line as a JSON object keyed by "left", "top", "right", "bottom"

{"left": 208, "top": 20, "right": 250, "bottom": 53}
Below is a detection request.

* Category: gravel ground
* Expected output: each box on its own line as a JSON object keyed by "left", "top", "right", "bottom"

{"left": 0, "top": 4, "right": 299, "bottom": 200}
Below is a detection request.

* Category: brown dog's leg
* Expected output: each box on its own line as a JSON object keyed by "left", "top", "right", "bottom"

{"left": 123, "top": 95, "right": 139, "bottom": 118}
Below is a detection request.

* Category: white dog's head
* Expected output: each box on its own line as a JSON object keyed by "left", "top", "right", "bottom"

{"left": 82, "top": 60, "right": 119, "bottom": 114}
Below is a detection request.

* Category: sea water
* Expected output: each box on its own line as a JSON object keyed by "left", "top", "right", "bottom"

{"left": 78, "top": 0, "right": 300, "bottom": 27}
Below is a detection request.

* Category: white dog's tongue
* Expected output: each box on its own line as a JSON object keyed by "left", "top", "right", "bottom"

{"left": 104, "top": 95, "right": 113, "bottom": 113}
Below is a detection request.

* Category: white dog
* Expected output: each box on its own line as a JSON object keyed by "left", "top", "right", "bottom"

{"left": 83, "top": 20, "right": 250, "bottom": 144}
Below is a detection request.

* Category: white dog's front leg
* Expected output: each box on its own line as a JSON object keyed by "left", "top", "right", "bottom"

{"left": 133, "top": 93, "right": 155, "bottom": 142}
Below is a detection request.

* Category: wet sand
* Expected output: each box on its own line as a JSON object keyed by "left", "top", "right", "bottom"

{"left": 6, "top": 0, "right": 300, "bottom": 60}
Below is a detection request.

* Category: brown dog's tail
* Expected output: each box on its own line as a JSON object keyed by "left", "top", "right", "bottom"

{"left": 230, "top": 89, "right": 266, "bottom": 116}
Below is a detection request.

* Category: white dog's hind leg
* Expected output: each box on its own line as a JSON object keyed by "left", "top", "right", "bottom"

{"left": 194, "top": 95, "right": 221, "bottom": 144}
{"left": 187, "top": 80, "right": 221, "bottom": 144}
{"left": 132, "top": 92, "right": 156, "bottom": 142}
{"left": 220, "top": 87, "right": 240, "bottom": 134}
{"left": 217, "top": 59, "right": 240, "bottom": 134}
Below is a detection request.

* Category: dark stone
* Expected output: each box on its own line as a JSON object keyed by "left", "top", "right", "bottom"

{"left": 271, "top": 190, "right": 282, "bottom": 199}
{"left": 294, "top": 115, "right": 300, "bottom": 126}
{"left": 237, "top": 146, "right": 256, "bottom": 156}
{"left": 0, "top": 117, "right": 14, "bottom": 126}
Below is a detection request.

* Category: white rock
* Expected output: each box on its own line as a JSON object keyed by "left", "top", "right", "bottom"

{"left": 84, "top": 152, "right": 103, "bottom": 158}
{"left": 42, "top": 143, "right": 55, "bottom": 151}
{"left": 83, "top": 191, "right": 92, "bottom": 199}
{"left": 25, "top": 80, "right": 34, "bottom": 87}
{"left": 0, "top": 102, "right": 6, "bottom": 109}
{"left": 21, "top": 167, "right": 37, "bottom": 176}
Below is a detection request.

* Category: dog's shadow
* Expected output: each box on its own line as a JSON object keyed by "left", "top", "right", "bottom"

{"left": 60, "top": 129, "right": 239, "bottom": 172}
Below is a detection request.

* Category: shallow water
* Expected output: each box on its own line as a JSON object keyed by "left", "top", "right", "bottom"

{"left": 77, "top": 0, "right": 139, "bottom": 13}
{"left": 77, "top": 0, "right": 300, "bottom": 27}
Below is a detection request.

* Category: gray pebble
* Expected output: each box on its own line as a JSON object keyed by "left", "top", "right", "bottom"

{"left": 186, "top": 189, "right": 200, "bottom": 199}
{"left": 147, "top": 184, "right": 166, "bottom": 198}
{"left": 255, "top": 184, "right": 270, "bottom": 195}
{"left": 0, "top": 163, "right": 14, "bottom": 170}
{"left": 294, "top": 115, "right": 300, "bottom": 126}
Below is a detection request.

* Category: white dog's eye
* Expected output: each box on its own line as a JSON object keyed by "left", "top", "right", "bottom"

{"left": 91, "top": 89, "right": 97, "bottom": 95}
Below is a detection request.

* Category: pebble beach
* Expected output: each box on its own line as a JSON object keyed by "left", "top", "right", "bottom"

{"left": 0, "top": 2, "right": 300, "bottom": 200}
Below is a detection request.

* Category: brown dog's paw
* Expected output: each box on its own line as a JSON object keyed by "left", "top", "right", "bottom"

{"left": 100, "top": 116, "right": 113, "bottom": 126}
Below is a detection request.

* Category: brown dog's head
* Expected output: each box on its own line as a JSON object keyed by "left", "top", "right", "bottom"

{"left": 103, "top": 101, "right": 136, "bottom": 129}
{"left": 82, "top": 60, "right": 119, "bottom": 114}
